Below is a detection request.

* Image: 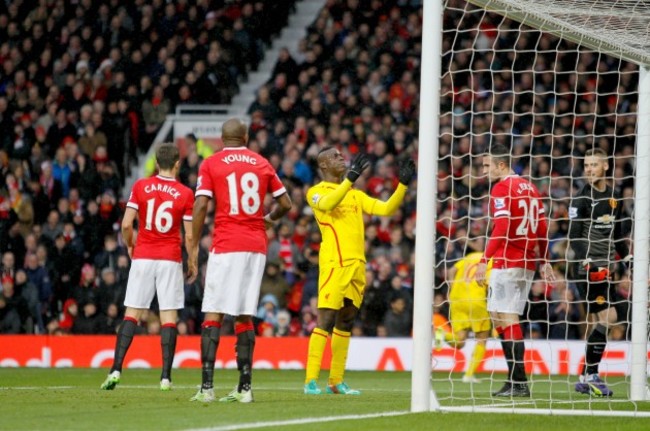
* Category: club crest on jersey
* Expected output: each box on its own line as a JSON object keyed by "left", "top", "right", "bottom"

{"left": 311, "top": 193, "right": 320, "bottom": 205}
{"left": 494, "top": 198, "right": 506, "bottom": 209}
{"left": 609, "top": 198, "right": 617, "bottom": 209}
{"left": 568, "top": 206, "right": 578, "bottom": 219}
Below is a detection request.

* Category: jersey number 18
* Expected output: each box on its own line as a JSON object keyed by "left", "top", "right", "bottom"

{"left": 226, "top": 172, "right": 261, "bottom": 215}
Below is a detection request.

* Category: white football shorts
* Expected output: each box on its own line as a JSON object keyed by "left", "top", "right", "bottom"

{"left": 202, "top": 251, "right": 266, "bottom": 316}
{"left": 487, "top": 267, "right": 535, "bottom": 314}
{"left": 124, "top": 259, "right": 184, "bottom": 310}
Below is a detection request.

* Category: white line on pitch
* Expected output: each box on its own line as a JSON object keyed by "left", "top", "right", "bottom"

{"left": 183, "top": 411, "right": 411, "bottom": 431}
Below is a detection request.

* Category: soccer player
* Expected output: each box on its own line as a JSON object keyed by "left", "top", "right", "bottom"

{"left": 436, "top": 251, "right": 492, "bottom": 384}
{"left": 101, "top": 143, "right": 194, "bottom": 391}
{"left": 475, "top": 144, "right": 555, "bottom": 397}
{"left": 187, "top": 118, "right": 292, "bottom": 403}
{"left": 303, "top": 147, "right": 415, "bottom": 395}
{"left": 569, "top": 148, "right": 631, "bottom": 397}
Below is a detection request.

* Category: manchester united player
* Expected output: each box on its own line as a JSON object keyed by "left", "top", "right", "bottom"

{"left": 187, "top": 119, "right": 292, "bottom": 403}
{"left": 101, "top": 143, "right": 194, "bottom": 391}
{"left": 475, "top": 144, "right": 555, "bottom": 397}
{"left": 569, "top": 148, "right": 631, "bottom": 397}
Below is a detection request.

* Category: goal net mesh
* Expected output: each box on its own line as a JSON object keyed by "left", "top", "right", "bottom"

{"left": 431, "top": 0, "right": 643, "bottom": 413}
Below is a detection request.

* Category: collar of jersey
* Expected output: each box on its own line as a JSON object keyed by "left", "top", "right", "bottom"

{"left": 156, "top": 175, "right": 175, "bottom": 181}
{"left": 222, "top": 146, "right": 247, "bottom": 151}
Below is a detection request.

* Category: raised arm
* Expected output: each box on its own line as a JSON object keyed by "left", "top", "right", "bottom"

{"left": 368, "top": 158, "right": 415, "bottom": 216}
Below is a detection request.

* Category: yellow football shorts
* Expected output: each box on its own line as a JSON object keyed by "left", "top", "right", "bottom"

{"left": 318, "top": 260, "right": 366, "bottom": 309}
{"left": 449, "top": 298, "right": 491, "bottom": 334}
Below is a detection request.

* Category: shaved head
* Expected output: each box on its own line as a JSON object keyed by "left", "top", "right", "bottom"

{"left": 222, "top": 118, "right": 248, "bottom": 147}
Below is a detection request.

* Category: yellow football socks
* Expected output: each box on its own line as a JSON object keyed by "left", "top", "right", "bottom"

{"left": 328, "top": 328, "right": 351, "bottom": 386}
{"left": 466, "top": 342, "right": 486, "bottom": 377}
{"left": 305, "top": 327, "right": 328, "bottom": 384}
{"left": 444, "top": 332, "right": 458, "bottom": 348}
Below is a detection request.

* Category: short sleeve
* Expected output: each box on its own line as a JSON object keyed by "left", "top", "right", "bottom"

{"left": 183, "top": 188, "right": 194, "bottom": 221}
{"left": 195, "top": 160, "right": 214, "bottom": 199}
{"left": 126, "top": 181, "right": 140, "bottom": 210}
{"left": 490, "top": 186, "right": 510, "bottom": 218}
{"left": 268, "top": 165, "right": 287, "bottom": 197}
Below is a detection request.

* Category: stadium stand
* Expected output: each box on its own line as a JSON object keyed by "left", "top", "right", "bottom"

{"left": 0, "top": 0, "right": 635, "bottom": 339}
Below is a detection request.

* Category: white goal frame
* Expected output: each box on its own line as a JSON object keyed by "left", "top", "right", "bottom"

{"left": 412, "top": 0, "right": 650, "bottom": 414}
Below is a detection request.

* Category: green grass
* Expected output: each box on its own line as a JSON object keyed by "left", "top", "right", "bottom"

{"left": 0, "top": 368, "right": 649, "bottom": 431}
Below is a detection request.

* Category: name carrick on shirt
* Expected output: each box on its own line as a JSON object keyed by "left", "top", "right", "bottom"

{"left": 126, "top": 175, "right": 194, "bottom": 262}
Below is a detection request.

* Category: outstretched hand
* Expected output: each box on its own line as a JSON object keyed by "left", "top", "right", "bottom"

{"left": 398, "top": 159, "right": 416, "bottom": 185}
{"left": 346, "top": 153, "right": 371, "bottom": 183}
{"left": 540, "top": 263, "right": 556, "bottom": 284}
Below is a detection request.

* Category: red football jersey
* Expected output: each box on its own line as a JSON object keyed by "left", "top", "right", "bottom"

{"left": 488, "top": 175, "right": 546, "bottom": 270}
{"left": 126, "top": 175, "right": 194, "bottom": 262}
{"left": 195, "top": 147, "right": 286, "bottom": 254}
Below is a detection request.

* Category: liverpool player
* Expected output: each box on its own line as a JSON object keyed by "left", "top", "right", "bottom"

{"left": 187, "top": 119, "right": 292, "bottom": 403}
{"left": 101, "top": 143, "right": 194, "bottom": 391}
{"left": 303, "top": 147, "right": 415, "bottom": 395}
{"left": 475, "top": 144, "right": 555, "bottom": 397}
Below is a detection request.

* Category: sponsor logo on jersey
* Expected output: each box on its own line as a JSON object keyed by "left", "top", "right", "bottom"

{"left": 596, "top": 214, "right": 615, "bottom": 224}
{"left": 494, "top": 198, "right": 506, "bottom": 209}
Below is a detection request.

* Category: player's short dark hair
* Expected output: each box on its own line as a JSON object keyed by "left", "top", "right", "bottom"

{"left": 488, "top": 143, "right": 510, "bottom": 166}
{"left": 585, "top": 148, "right": 608, "bottom": 159}
{"left": 318, "top": 145, "right": 335, "bottom": 156}
{"left": 156, "top": 143, "right": 180, "bottom": 170}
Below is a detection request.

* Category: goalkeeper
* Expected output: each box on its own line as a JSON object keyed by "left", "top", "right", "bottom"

{"left": 568, "top": 148, "right": 632, "bottom": 397}
{"left": 436, "top": 250, "right": 492, "bottom": 384}
{"left": 303, "top": 148, "right": 415, "bottom": 395}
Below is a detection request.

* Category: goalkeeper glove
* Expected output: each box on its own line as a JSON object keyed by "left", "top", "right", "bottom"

{"left": 582, "top": 258, "right": 610, "bottom": 282}
{"left": 346, "top": 153, "right": 370, "bottom": 183}
{"left": 398, "top": 159, "right": 416, "bottom": 185}
{"left": 622, "top": 254, "right": 633, "bottom": 271}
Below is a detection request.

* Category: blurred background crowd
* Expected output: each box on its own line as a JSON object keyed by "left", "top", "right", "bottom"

{"left": 0, "top": 0, "right": 635, "bottom": 340}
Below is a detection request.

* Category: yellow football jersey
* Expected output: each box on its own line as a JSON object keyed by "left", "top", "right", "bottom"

{"left": 448, "top": 252, "right": 492, "bottom": 302}
{"left": 307, "top": 181, "right": 379, "bottom": 269}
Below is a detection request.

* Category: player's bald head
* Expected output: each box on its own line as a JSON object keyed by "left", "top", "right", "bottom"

{"left": 221, "top": 118, "right": 248, "bottom": 146}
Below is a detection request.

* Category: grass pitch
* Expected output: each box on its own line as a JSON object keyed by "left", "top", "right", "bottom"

{"left": 1, "top": 368, "right": 648, "bottom": 431}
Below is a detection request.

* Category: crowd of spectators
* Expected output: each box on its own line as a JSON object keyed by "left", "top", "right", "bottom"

{"left": 0, "top": 0, "right": 636, "bottom": 341}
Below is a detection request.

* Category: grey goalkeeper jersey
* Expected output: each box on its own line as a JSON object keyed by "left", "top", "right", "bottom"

{"left": 568, "top": 184, "right": 630, "bottom": 273}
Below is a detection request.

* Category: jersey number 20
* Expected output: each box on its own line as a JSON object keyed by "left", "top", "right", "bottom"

{"left": 515, "top": 198, "right": 540, "bottom": 236}
{"left": 226, "top": 172, "right": 261, "bottom": 215}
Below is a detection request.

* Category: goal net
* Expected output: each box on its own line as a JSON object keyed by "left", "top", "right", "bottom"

{"left": 423, "top": 0, "right": 650, "bottom": 416}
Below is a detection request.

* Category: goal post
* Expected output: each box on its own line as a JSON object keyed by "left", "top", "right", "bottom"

{"left": 413, "top": 0, "right": 650, "bottom": 415}
{"left": 412, "top": 0, "right": 443, "bottom": 413}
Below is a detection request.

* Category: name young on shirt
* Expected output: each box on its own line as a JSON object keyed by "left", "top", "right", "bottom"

{"left": 222, "top": 153, "right": 257, "bottom": 165}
